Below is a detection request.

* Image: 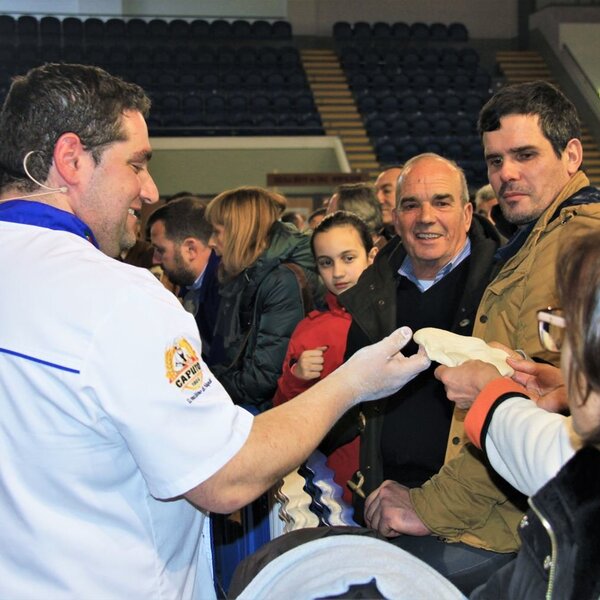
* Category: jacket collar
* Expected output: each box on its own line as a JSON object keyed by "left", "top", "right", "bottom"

{"left": 0, "top": 199, "right": 98, "bottom": 247}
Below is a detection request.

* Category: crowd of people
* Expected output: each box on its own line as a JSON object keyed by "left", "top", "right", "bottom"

{"left": 1, "top": 58, "right": 599, "bottom": 600}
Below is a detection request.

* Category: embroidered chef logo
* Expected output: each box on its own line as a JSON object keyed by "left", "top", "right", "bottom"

{"left": 165, "top": 338, "right": 204, "bottom": 391}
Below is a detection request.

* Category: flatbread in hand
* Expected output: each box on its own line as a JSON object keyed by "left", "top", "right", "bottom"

{"left": 413, "top": 327, "right": 514, "bottom": 376}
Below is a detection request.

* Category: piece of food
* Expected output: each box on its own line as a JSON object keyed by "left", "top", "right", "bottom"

{"left": 413, "top": 327, "right": 514, "bottom": 376}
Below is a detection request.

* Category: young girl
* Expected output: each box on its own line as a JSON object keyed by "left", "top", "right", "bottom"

{"left": 274, "top": 211, "right": 378, "bottom": 503}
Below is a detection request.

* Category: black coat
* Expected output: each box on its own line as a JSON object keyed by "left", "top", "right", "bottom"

{"left": 210, "top": 222, "right": 317, "bottom": 413}
{"left": 331, "top": 215, "right": 501, "bottom": 507}
{"left": 472, "top": 446, "right": 600, "bottom": 600}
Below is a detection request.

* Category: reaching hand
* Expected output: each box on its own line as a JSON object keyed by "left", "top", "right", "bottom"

{"left": 339, "top": 327, "right": 431, "bottom": 405}
{"left": 293, "top": 347, "right": 328, "bottom": 380}
{"left": 364, "top": 480, "right": 431, "bottom": 537}
{"left": 434, "top": 360, "right": 503, "bottom": 410}
{"left": 507, "top": 357, "right": 567, "bottom": 412}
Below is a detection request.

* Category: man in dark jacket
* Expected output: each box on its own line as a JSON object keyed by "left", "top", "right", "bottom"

{"left": 148, "top": 197, "right": 221, "bottom": 362}
{"left": 338, "top": 153, "right": 506, "bottom": 592}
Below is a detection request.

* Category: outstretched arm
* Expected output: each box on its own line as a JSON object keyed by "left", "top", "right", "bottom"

{"left": 186, "top": 327, "right": 430, "bottom": 513}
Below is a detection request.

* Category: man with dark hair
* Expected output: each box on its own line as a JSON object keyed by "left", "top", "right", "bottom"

{"left": 363, "top": 81, "right": 600, "bottom": 588}
{"left": 0, "top": 63, "right": 429, "bottom": 598}
{"left": 148, "top": 196, "right": 220, "bottom": 360}
{"left": 0, "top": 63, "right": 152, "bottom": 258}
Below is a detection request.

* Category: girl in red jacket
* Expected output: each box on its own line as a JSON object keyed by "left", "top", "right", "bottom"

{"left": 274, "top": 210, "right": 378, "bottom": 503}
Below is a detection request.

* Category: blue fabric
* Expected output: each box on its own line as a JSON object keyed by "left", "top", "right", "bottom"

{"left": 0, "top": 200, "right": 98, "bottom": 247}
{"left": 398, "top": 238, "right": 471, "bottom": 292}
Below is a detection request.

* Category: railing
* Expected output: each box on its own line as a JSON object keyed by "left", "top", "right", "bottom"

{"left": 563, "top": 42, "right": 600, "bottom": 99}
{"left": 537, "top": 0, "right": 600, "bottom": 7}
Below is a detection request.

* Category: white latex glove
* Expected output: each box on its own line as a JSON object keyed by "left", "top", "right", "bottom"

{"left": 337, "top": 326, "right": 431, "bottom": 405}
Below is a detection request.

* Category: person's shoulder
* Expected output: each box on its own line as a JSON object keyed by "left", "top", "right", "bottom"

{"left": 77, "top": 248, "right": 181, "bottom": 315}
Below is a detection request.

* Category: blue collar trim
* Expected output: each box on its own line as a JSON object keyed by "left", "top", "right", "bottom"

{"left": 0, "top": 200, "right": 99, "bottom": 247}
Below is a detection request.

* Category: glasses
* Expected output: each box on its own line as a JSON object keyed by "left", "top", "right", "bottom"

{"left": 537, "top": 308, "right": 566, "bottom": 352}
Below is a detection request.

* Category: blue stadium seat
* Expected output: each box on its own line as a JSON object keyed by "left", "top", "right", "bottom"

{"left": 40, "top": 16, "right": 61, "bottom": 44}
{"left": 126, "top": 18, "right": 147, "bottom": 42}
{"left": 0, "top": 15, "right": 16, "bottom": 44}
{"left": 166, "top": 19, "right": 188, "bottom": 44}
{"left": 209, "top": 19, "right": 231, "bottom": 39}
{"left": 333, "top": 21, "right": 352, "bottom": 41}
{"left": 190, "top": 19, "right": 210, "bottom": 40}
{"left": 251, "top": 20, "right": 272, "bottom": 39}
{"left": 83, "top": 18, "right": 104, "bottom": 45}
{"left": 448, "top": 22, "right": 469, "bottom": 42}
{"left": 392, "top": 21, "right": 410, "bottom": 40}
{"left": 272, "top": 20, "right": 292, "bottom": 39}
{"left": 430, "top": 22, "right": 448, "bottom": 41}
{"left": 353, "top": 21, "right": 371, "bottom": 40}
{"left": 410, "top": 22, "right": 429, "bottom": 41}
{"left": 372, "top": 22, "right": 392, "bottom": 39}
{"left": 17, "top": 15, "right": 39, "bottom": 45}
{"left": 231, "top": 20, "right": 252, "bottom": 39}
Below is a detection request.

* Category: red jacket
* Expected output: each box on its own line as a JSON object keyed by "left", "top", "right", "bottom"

{"left": 274, "top": 292, "right": 358, "bottom": 504}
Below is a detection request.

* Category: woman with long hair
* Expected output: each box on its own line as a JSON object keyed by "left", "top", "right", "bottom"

{"left": 205, "top": 186, "right": 317, "bottom": 414}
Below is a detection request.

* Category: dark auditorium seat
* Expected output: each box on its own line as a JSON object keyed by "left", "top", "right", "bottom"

{"left": 40, "top": 16, "right": 61, "bottom": 44}
{"left": 448, "top": 22, "right": 469, "bottom": 42}
{"left": 126, "top": 18, "right": 148, "bottom": 42}
{"left": 105, "top": 18, "right": 127, "bottom": 41}
{"left": 333, "top": 21, "right": 353, "bottom": 41}
{"left": 391, "top": 21, "right": 410, "bottom": 41}
{"left": 17, "top": 15, "right": 39, "bottom": 45}
{"left": 410, "top": 22, "right": 429, "bottom": 41}
{"left": 272, "top": 20, "right": 292, "bottom": 39}
{"left": 429, "top": 22, "right": 448, "bottom": 41}
{"left": 251, "top": 20, "right": 272, "bottom": 40}
{"left": 168, "top": 19, "right": 190, "bottom": 40}
{"left": 0, "top": 15, "right": 16, "bottom": 44}
{"left": 372, "top": 22, "right": 392, "bottom": 40}
{"left": 232, "top": 20, "right": 252, "bottom": 39}
{"left": 210, "top": 19, "right": 232, "bottom": 39}
{"left": 83, "top": 18, "right": 104, "bottom": 45}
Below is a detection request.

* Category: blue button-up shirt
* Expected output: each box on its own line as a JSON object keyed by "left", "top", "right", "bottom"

{"left": 398, "top": 238, "right": 471, "bottom": 292}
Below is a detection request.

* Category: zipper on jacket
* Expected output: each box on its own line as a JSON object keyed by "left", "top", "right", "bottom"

{"left": 528, "top": 496, "right": 557, "bottom": 600}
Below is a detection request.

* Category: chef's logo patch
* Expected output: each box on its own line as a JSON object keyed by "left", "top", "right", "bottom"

{"left": 165, "top": 338, "right": 204, "bottom": 391}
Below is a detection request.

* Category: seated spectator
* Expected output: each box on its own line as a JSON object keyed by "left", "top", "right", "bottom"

{"left": 206, "top": 186, "right": 317, "bottom": 413}
{"left": 274, "top": 211, "right": 378, "bottom": 503}
{"left": 327, "top": 182, "right": 387, "bottom": 249}
{"left": 435, "top": 230, "right": 600, "bottom": 600}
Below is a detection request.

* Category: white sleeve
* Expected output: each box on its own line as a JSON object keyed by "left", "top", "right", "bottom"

{"left": 484, "top": 397, "right": 579, "bottom": 496}
{"left": 82, "top": 280, "right": 254, "bottom": 500}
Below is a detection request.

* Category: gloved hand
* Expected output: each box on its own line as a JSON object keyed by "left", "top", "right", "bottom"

{"left": 337, "top": 326, "right": 430, "bottom": 405}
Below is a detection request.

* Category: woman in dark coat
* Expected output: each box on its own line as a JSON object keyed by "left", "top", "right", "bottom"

{"left": 206, "top": 186, "right": 317, "bottom": 414}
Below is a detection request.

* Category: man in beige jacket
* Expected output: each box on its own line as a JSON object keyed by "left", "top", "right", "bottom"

{"left": 363, "top": 81, "right": 600, "bottom": 585}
